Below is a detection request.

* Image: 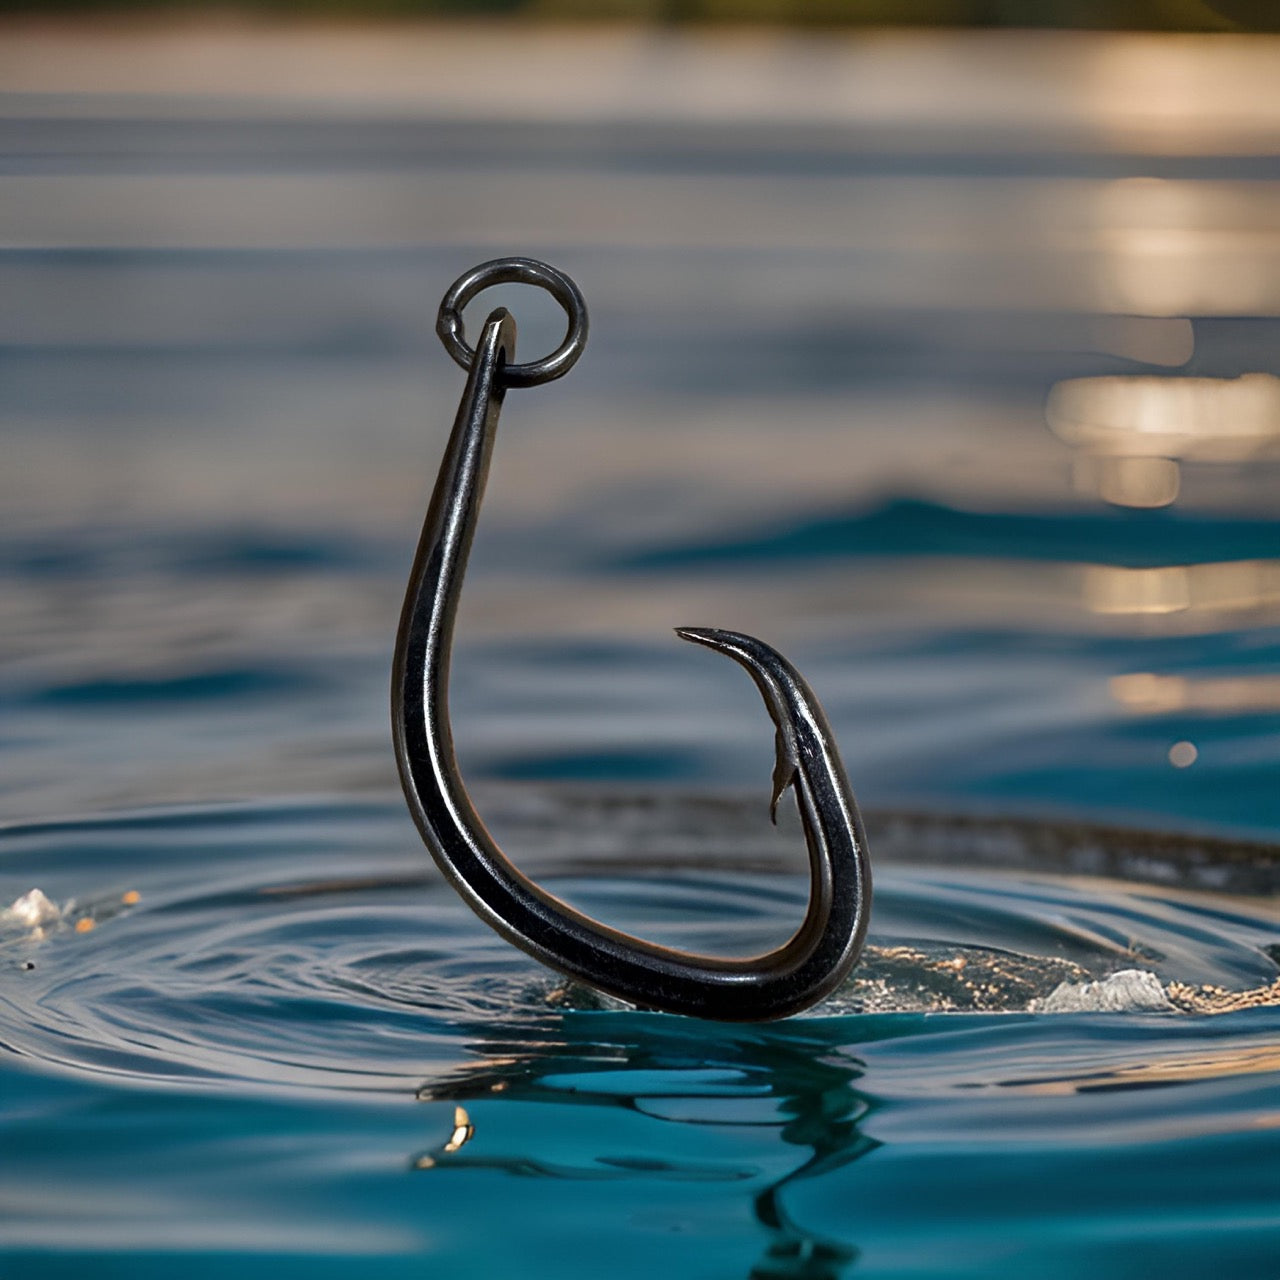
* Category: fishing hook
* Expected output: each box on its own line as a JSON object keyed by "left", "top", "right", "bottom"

{"left": 392, "top": 257, "right": 872, "bottom": 1021}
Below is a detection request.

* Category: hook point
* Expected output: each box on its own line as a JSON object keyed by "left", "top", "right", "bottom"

{"left": 673, "top": 626, "right": 726, "bottom": 649}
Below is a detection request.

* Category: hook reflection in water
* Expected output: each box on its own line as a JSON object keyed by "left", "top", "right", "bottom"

{"left": 412, "top": 1014, "right": 876, "bottom": 1280}
{"left": 392, "top": 258, "right": 871, "bottom": 1021}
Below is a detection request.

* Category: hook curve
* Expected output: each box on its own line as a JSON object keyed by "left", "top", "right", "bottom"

{"left": 392, "top": 260, "right": 871, "bottom": 1021}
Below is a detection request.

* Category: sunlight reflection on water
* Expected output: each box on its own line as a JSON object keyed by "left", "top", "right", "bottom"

{"left": 2, "top": 24, "right": 1280, "bottom": 1280}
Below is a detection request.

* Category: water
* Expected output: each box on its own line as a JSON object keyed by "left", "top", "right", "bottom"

{"left": 3, "top": 798, "right": 1280, "bottom": 1276}
{"left": 3, "top": 26, "right": 1280, "bottom": 1277}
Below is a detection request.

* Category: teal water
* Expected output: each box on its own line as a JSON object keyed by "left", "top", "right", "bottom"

{"left": 5, "top": 35, "right": 1280, "bottom": 1277}
{"left": 4, "top": 801, "right": 1280, "bottom": 1278}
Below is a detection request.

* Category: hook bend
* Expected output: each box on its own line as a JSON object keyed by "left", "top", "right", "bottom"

{"left": 392, "top": 260, "right": 871, "bottom": 1021}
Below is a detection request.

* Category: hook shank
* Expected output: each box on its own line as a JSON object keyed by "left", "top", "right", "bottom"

{"left": 393, "top": 268, "right": 871, "bottom": 1021}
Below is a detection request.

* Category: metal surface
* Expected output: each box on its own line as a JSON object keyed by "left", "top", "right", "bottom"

{"left": 435, "top": 257, "right": 588, "bottom": 389}
{"left": 392, "top": 257, "right": 872, "bottom": 1021}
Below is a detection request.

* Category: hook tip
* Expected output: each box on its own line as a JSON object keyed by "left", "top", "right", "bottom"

{"left": 673, "top": 625, "right": 716, "bottom": 644}
{"left": 674, "top": 626, "right": 746, "bottom": 659}
{"left": 675, "top": 626, "right": 776, "bottom": 665}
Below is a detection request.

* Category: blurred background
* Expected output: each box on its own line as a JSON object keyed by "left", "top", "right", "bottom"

{"left": 2, "top": 6, "right": 1280, "bottom": 838}
{"left": 2, "top": 2, "right": 1279, "bottom": 28}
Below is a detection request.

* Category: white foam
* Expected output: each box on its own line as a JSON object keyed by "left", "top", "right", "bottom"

{"left": 1034, "top": 968, "right": 1173, "bottom": 1014}
{"left": 3, "top": 888, "right": 62, "bottom": 930}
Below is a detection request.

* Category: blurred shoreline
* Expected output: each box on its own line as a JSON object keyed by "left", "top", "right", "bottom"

{"left": 0, "top": 21, "right": 1277, "bottom": 155}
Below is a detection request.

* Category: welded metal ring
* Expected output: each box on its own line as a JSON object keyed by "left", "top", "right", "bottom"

{"left": 436, "top": 257, "right": 588, "bottom": 388}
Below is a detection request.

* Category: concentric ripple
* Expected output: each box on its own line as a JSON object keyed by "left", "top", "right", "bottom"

{"left": 2, "top": 793, "right": 1278, "bottom": 1095}
{"left": 3, "top": 793, "right": 1280, "bottom": 1278}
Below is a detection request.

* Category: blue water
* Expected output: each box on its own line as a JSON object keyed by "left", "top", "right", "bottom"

{"left": 4, "top": 801, "right": 1280, "bottom": 1277}
{"left": 4, "top": 35, "right": 1280, "bottom": 1277}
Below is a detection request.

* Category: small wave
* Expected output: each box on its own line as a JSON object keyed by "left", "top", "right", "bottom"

{"left": 2, "top": 795, "right": 1278, "bottom": 1097}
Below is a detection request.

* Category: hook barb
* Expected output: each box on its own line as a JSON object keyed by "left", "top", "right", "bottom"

{"left": 393, "top": 259, "right": 871, "bottom": 1021}
{"left": 673, "top": 627, "right": 801, "bottom": 826}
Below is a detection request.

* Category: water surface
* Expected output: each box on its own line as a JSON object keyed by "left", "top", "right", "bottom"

{"left": 3, "top": 27, "right": 1280, "bottom": 1278}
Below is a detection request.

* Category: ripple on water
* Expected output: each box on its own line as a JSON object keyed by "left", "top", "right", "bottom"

{"left": 2, "top": 796, "right": 1280, "bottom": 1278}
{"left": 2, "top": 794, "right": 1278, "bottom": 1093}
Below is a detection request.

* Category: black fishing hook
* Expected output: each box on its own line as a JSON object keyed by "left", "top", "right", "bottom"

{"left": 392, "top": 257, "right": 872, "bottom": 1021}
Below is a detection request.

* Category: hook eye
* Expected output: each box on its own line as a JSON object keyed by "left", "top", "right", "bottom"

{"left": 436, "top": 257, "right": 589, "bottom": 388}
